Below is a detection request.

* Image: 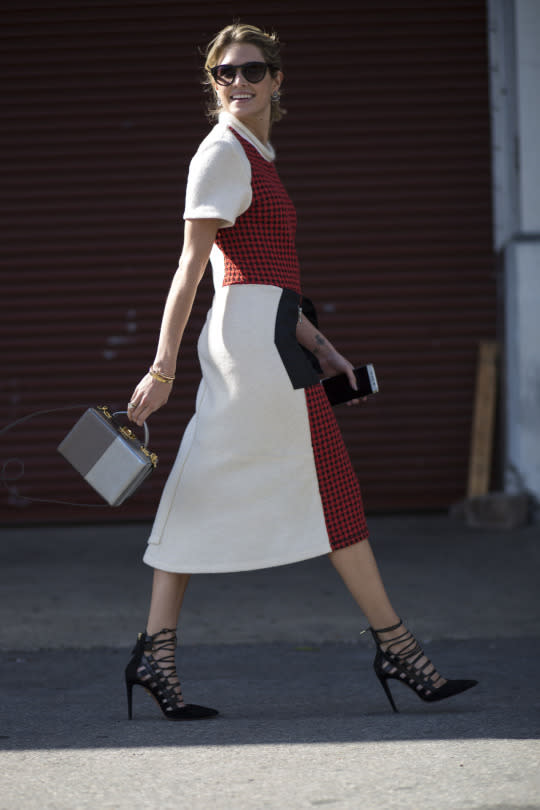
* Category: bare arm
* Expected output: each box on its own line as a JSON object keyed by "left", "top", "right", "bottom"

{"left": 127, "top": 218, "right": 220, "bottom": 425}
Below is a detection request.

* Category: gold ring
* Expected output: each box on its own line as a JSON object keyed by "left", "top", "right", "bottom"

{"left": 128, "top": 401, "right": 136, "bottom": 409}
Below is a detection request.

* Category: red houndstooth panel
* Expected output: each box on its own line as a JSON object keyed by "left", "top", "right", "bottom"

{"left": 215, "top": 130, "right": 302, "bottom": 294}
{"left": 305, "top": 384, "right": 369, "bottom": 550}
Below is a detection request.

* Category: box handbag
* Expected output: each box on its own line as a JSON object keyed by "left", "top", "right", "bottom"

{"left": 57, "top": 405, "right": 158, "bottom": 506}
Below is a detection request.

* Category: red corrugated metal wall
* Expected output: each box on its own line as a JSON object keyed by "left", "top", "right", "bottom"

{"left": 1, "top": 1, "right": 495, "bottom": 523}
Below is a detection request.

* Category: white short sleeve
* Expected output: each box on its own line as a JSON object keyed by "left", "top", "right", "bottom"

{"left": 184, "top": 130, "right": 252, "bottom": 228}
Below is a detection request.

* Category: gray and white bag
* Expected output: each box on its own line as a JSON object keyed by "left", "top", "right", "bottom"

{"left": 58, "top": 406, "right": 157, "bottom": 506}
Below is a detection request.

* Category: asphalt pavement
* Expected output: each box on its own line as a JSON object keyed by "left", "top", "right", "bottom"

{"left": 1, "top": 513, "right": 539, "bottom": 809}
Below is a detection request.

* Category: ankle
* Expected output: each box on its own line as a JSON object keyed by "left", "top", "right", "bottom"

{"left": 143, "top": 628, "right": 177, "bottom": 663}
{"left": 371, "top": 622, "right": 447, "bottom": 690}
{"left": 371, "top": 621, "right": 423, "bottom": 662}
{"left": 145, "top": 626, "right": 177, "bottom": 640}
{"left": 371, "top": 618, "right": 406, "bottom": 647}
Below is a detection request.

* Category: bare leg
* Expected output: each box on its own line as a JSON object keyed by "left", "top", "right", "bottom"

{"left": 330, "top": 540, "right": 445, "bottom": 687}
{"left": 146, "top": 568, "right": 190, "bottom": 635}
{"left": 125, "top": 568, "right": 217, "bottom": 719}
{"left": 329, "top": 539, "right": 399, "bottom": 629}
{"left": 142, "top": 568, "right": 191, "bottom": 707}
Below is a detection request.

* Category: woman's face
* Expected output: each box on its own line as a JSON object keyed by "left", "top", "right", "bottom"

{"left": 212, "top": 42, "right": 282, "bottom": 139}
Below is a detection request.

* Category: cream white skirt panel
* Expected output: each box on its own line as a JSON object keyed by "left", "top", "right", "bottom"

{"left": 143, "top": 284, "right": 331, "bottom": 573}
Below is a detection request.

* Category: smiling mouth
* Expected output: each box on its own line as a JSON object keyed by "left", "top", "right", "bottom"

{"left": 230, "top": 94, "right": 253, "bottom": 100}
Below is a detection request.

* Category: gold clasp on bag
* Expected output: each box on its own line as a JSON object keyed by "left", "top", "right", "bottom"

{"left": 97, "top": 405, "right": 158, "bottom": 468}
{"left": 119, "top": 426, "right": 158, "bottom": 468}
{"left": 119, "top": 426, "right": 137, "bottom": 442}
{"left": 140, "top": 446, "right": 158, "bottom": 468}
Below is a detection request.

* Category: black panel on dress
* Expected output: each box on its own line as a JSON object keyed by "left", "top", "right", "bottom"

{"left": 274, "top": 289, "right": 321, "bottom": 389}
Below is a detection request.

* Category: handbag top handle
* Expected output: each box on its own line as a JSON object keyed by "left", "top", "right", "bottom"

{"left": 112, "top": 411, "right": 150, "bottom": 448}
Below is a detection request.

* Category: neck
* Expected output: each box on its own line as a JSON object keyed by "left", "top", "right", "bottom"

{"left": 232, "top": 112, "right": 270, "bottom": 145}
{"left": 243, "top": 121, "right": 270, "bottom": 145}
{"left": 219, "top": 112, "right": 276, "bottom": 162}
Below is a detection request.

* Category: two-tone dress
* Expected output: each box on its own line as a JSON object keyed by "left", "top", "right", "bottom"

{"left": 143, "top": 112, "right": 369, "bottom": 574}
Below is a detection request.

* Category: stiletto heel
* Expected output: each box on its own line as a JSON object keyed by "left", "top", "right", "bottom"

{"left": 370, "top": 619, "right": 478, "bottom": 713}
{"left": 376, "top": 670, "right": 398, "bottom": 713}
{"left": 126, "top": 677, "right": 134, "bottom": 720}
{"left": 124, "top": 627, "right": 218, "bottom": 721}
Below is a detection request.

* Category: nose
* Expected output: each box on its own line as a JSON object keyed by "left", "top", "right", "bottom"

{"left": 232, "top": 68, "right": 247, "bottom": 85}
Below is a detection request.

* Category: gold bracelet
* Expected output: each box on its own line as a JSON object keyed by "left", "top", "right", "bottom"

{"left": 149, "top": 366, "right": 175, "bottom": 385}
{"left": 150, "top": 365, "right": 175, "bottom": 381}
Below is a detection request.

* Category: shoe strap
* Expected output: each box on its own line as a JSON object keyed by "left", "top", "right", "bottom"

{"left": 370, "top": 618, "right": 403, "bottom": 636}
{"left": 139, "top": 628, "right": 184, "bottom": 711}
{"left": 373, "top": 624, "right": 441, "bottom": 692}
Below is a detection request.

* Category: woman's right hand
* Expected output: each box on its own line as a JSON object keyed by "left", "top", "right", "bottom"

{"left": 127, "top": 373, "right": 172, "bottom": 426}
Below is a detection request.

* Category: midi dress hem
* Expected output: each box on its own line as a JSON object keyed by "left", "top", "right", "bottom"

{"left": 143, "top": 542, "right": 334, "bottom": 575}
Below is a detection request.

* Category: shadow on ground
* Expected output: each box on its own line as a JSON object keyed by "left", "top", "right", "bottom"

{"left": 1, "top": 638, "right": 539, "bottom": 751}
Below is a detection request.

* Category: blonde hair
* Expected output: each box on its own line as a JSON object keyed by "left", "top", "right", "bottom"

{"left": 203, "top": 22, "right": 285, "bottom": 124}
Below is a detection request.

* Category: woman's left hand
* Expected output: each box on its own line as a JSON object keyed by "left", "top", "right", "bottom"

{"left": 295, "top": 314, "right": 365, "bottom": 406}
{"left": 318, "top": 349, "right": 364, "bottom": 407}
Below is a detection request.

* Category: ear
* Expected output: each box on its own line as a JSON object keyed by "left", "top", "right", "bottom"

{"left": 272, "top": 70, "right": 284, "bottom": 93}
{"left": 213, "top": 81, "right": 223, "bottom": 104}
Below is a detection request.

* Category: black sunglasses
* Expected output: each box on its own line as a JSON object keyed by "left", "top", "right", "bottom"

{"left": 210, "top": 61, "right": 270, "bottom": 87}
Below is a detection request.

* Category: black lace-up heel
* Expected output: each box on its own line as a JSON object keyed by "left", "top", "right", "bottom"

{"left": 125, "top": 627, "right": 218, "bottom": 721}
{"left": 370, "top": 619, "right": 478, "bottom": 713}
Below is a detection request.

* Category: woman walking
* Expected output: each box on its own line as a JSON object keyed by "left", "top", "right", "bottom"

{"left": 124, "top": 22, "right": 477, "bottom": 720}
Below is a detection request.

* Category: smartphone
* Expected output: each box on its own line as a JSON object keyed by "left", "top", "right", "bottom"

{"left": 322, "top": 364, "right": 379, "bottom": 406}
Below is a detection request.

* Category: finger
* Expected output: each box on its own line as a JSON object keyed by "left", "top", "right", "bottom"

{"left": 132, "top": 409, "right": 147, "bottom": 427}
{"left": 345, "top": 367, "right": 358, "bottom": 391}
{"left": 127, "top": 400, "right": 139, "bottom": 421}
{"left": 133, "top": 401, "right": 156, "bottom": 426}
